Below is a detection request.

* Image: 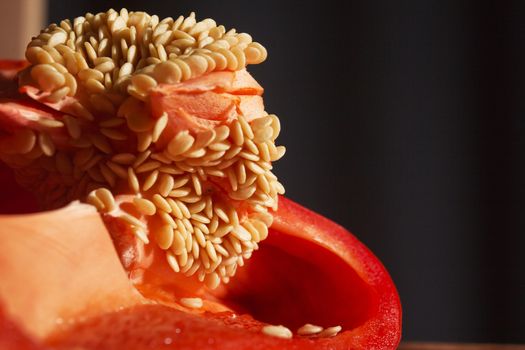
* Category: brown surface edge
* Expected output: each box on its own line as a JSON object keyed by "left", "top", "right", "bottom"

{"left": 399, "top": 342, "right": 525, "bottom": 350}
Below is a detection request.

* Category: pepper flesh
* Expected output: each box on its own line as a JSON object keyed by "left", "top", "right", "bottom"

{"left": 0, "top": 180, "right": 401, "bottom": 349}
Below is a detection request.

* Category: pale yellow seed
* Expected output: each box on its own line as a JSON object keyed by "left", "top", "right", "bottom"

{"left": 133, "top": 227, "right": 149, "bottom": 244}
{"left": 74, "top": 52, "right": 89, "bottom": 70}
{"left": 177, "top": 249, "right": 189, "bottom": 267}
{"left": 230, "top": 185, "right": 256, "bottom": 201}
{"left": 193, "top": 129, "right": 216, "bottom": 150}
{"left": 229, "top": 208, "right": 240, "bottom": 227}
{"left": 231, "top": 225, "right": 252, "bottom": 241}
{"left": 136, "top": 160, "right": 161, "bottom": 173}
{"left": 191, "top": 213, "right": 210, "bottom": 224}
{"left": 113, "top": 153, "right": 135, "bottom": 165}
{"left": 95, "top": 188, "right": 116, "bottom": 212}
{"left": 297, "top": 324, "right": 323, "bottom": 336}
{"left": 99, "top": 163, "right": 116, "bottom": 187}
{"left": 86, "top": 192, "right": 105, "bottom": 211}
{"left": 230, "top": 120, "right": 244, "bottom": 146}
{"left": 31, "top": 64, "right": 65, "bottom": 91}
{"left": 106, "top": 161, "right": 128, "bottom": 179}
{"left": 100, "top": 128, "right": 127, "bottom": 141}
{"left": 152, "top": 113, "right": 168, "bottom": 142}
{"left": 38, "top": 132, "right": 55, "bottom": 156}
{"left": 133, "top": 197, "right": 157, "bottom": 216}
{"left": 236, "top": 162, "right": 247, "bottom": 185}
{"left": 158, "top": 174, "right": 175, "bottom": 197}
{"left": 36, "top": 118, "right": 64, "bottom": 128}
{"left": 243, "top": 221, "right": 260, "bottom": 242}
{"left": 245, "top": 42, "right": 267, "bottom": 64}
{"left": 70, "top": 101, "right": 94, "bottom": 121}
{"left": 151, "top": 152, "right": 172, "bottom": 164}
{"left": 153, "top": 61, "right": 182, "bottom": 84}
{"left": 131, "top": 74, "right": 157, "bottom": 93}
{"left": 245, "top": 160, "right": 265, "bottom": 175}
{"left": 184, "top": 148, "right": 206, "bottom": 158}
{"left": 84, "top": 78, "right": 105, "bottom": 93}
{"left": 167, "top": 198, "right": 184, "bottom": 218}
{"left": 143, "top": 170, "right": 159, "bottom": 191}
{"left": 152, "top": 194, "right": 172, "bottom": 213}
{"left": 194, "top": 227, "right": 206, "bottom": 248}
{"left": 46, "top": 86, "right": 70, "bottom": 103}
{"left": 213, "top": 205, "right": 229, "bottom": 223}
{"left": 258, "top": 142, "right": 271, "bottom": 162}
{"left": 94, "top": 60, "right": 115, "bottom": 73}
{"left": 172, "top": 59, "right": 191, "bottom": 81}
{"left": 205, "top": 241, "right": 218, "bottom": 262}
{"left": 119, "top": 62, "right": 133, "bottom": 78}
{"left": 64, "top": 52, "right": 79, "bottom": 74}
{"left": 128, "top": 167, "right": 140, "bottom": 193}
{"left": 188, "top": 200, "right": 206, "bottom": 214}
{"left": 270, "top": 145, "right": 286, "bottom": 161}
{"left": 35, "top": 50, "right": 54, "bottom": 64}
{"left": 78, "top": 68, "right": 104, "bottom": 81}
{"left": 127, "top": 45, "right": 137, "bottom": 64}
{"left": 127, "top": 110, "right": 154, "bottom": 133}
{"left": 262, "top": 325, "right": 292, "bottom": 339}
{"left": 63, "top": 73, "right": 77, "bottom": 95}
{"left": 155, "top": 224, "right": 174, "bottom": 250}
{"left": 167, "top": 131, "right": 194, "bottom": 156}
{"left": 169, "top": 187, "right": 192, "bottom": 198}
{"left": 318, "top": 326, "right": 342, "bottom": 338}
{"left": 186, "top": 54, "right": 208, "bottom": 78}
{"left": 84, "top": 42, "right": 97, "bottom": 63}
{"left": 136, "top": 132, "right": 153, "bottom": 152}
{"left": 231, "top": 46, "right": 246, "bottom": 70}
{"left": 214, "top": 125, "right": 230, "bottom": 142}
{"left": 166, "top": 252, "right": 180, "bottom": 272}
{"left": 133, "top": 150, "right": 151, "bottom": 168}
{"left": 191, "top": 174, "right": 202, "bottom": 196}
{"left": 171, "top": 230, "right": 186, "bottom": 255}
{"left": 204, "top": 272, "right": 220, "bottom": 289}
{"left": 120, "top": 212, "right": 146, "bottom": 230}
{"left": 179, "top": 297, "right": 203, "bottom": 309}
{"left": 252, "top": 219, "right": 269, "bottom": 241}
{"left": 251, "top": 115, "right": 272, "bottom": 130}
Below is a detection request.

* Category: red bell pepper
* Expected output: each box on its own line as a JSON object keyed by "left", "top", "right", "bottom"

{"left": 0, "top": 59, "right": 401, "bottom": 349}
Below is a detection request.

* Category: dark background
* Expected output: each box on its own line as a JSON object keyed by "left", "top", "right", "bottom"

{"left": 49, "top": 0, "right": 525, "bottom": 343}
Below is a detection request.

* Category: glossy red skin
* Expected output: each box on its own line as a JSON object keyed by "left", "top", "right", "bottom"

{"left": 0, "top": 60, "right": 402, "bottom": 349}
{"left": 271, "top": 197, "right": 402, "bottom": 349}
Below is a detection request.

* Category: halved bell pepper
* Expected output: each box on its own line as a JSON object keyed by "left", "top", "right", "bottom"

{"left": 0, "top": 56, "right": 401, "bottom": 349}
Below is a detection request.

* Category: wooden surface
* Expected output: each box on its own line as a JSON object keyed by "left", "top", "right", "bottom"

{"left": 399, "top": 342, "right": 525, "bottom": 350}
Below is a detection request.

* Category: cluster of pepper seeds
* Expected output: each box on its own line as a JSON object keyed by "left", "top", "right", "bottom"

{"left": 20, "top": 9, "right": 267, "bottom": 105}
{"left": 85, "top": 112, "right": 285, "bottom": 288}
{"left": 0, "top": 9, "right": 284, "bottom": 289}
{"left": 262, "top": 323, "right": 342, "bottom": 339}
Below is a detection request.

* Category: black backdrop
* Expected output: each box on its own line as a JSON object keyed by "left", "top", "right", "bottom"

{"left": 48, "top": 0, "right": 525, "bottom": 343}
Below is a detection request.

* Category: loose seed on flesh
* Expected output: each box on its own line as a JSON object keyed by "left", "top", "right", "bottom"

{"left": 262, "top": 325, "right": 293, "bottom": 339}
{"left": 297, "top": 324, "right": 323, "bottom": 336}
{"left": 179, "top": 297, "right": 203, "bottom": 309}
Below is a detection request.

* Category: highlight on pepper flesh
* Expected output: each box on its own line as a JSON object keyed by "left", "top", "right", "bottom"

{"left": 0, "top": 9, "right": 285, "bottom": 290}
{"left": 0, "top": 9, "right": 402, "bottom": 350}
